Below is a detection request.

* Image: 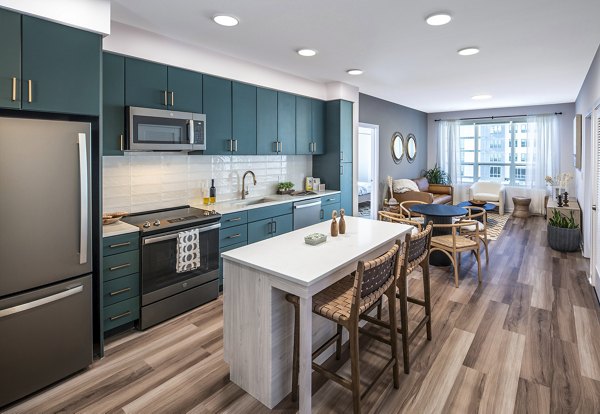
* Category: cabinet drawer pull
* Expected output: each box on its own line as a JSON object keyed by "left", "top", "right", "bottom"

{"left": 109, "top": 310, "right": 131, "bottom": 321}
{"left": 109, "top": 263, "right": 131, "bottom": 271}
{"left": 11, "top": 77, "right": 17, "bottom": 101}
{"left": 109, "top": 287, "right": 131, "bottom": 296}
{"left": 28, "top": 80, "right": 32, "bottom": 103}
{"left": 279, "top": 141, "right": 283, "bottom": 153}
{"left": 120, "top": 134, "right": 125, "bottom": 151}
{"left": 227, "top": 233, "right": 241, "bottom": 239}
{"left": 163, "top": 90, "right": 168, "bottom": 106}
{"left": 227, "top": 217, "right": 242, "bottom": 222}
{"left": 272, "top": 220, "right": 277, "bottom": 234}
{"left": 170, "top": 91, "right": 174, "bottom": 106}
{"left": 109, "top": 241, "right": 131, "bottom": 249}
{"left": 326, "top": 198, "right": 335, "bottom": 202}
{"left": 234, "top": 139, "right": 238, "bottom": 152}
{"left": 228, "top": 139, "right": 233, "bottom": 152}
{"left": 340, "top": 151, "right": 344, "bottom": 161}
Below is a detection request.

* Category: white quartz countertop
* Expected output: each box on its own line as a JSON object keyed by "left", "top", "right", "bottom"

{"left": 102, "top": 221, "right": 139, "bottom": 238}
{"left": 221, "top": 216, "right": 412, "bottom": 287}
{"left": 191, "top": 190, "right": 340, "bottom": 215}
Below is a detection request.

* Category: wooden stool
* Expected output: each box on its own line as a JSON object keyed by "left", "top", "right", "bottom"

{"left": 512, "top": 196, "right": 531, "bottom": 218}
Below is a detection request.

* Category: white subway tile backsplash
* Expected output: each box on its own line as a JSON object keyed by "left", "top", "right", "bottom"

{"left": 102, "top": 153, "right": 312, "bottom": 213}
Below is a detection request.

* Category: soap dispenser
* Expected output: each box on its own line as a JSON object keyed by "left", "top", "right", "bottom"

{"left": 330, "top": 210, "right": 339, "bottom": 237}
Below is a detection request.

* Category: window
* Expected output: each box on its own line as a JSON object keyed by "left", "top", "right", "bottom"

{"left": 489, "top": 166, "right": 501, "bottom": 178}
{"left": 457, "top": 120, "right": 528, "bottom": 185}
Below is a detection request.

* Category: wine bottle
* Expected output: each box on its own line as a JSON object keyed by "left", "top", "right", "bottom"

{"left": 209, "top": 179, "right": 216, "bottom": 204}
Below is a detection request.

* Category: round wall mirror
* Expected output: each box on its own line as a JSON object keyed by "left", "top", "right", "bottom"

{"left": 391, "top": 132, "right": 404, "bottom": 164}
{"left": 406, "top": 133, "right": 417, "bottom": 163}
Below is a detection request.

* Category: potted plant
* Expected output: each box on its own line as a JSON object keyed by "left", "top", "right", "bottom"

{"left": 277, "top": 181, "right": 295, "bottom": 195}
{"left": 547, "top": 209, "right": 580, "bottom": 252}
{"left": 422, "top": 163, "right": 451, "bottom": 185}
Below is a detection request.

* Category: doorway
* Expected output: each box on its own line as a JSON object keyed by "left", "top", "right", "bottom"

{"left": 592, "top": 107, "right": 600, "bottom": 297}
{"left": 358, "top": 123, "right": 379, "bottom": 219}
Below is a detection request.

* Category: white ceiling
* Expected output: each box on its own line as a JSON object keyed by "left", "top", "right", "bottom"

{"left": 111, "top": 0, "right": 600, "bottom": 113}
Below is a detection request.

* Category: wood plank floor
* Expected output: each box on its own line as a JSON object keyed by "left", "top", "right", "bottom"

{"left": 4, "top": 216, "right": 600, "bottom": 414}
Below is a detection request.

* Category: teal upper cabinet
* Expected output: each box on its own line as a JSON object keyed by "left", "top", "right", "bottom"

{"left": 340, "top": 163, "right": 353, "bottom": 215}
{"left": 103, "top": 53, "right": 125, "bottom": 156}
{"left": 0, "top": 9, "right": 21, "bottom": 110}
{"left": 339, "top": 100, "right": 353, "bottom": 162}
{"left": 311, "top": 99, "right": 325, "bottom": 155}
{"left": 18, "top": 15, "right": 100, "bottom": 115}
{"left": 296, "top": 96, "right": 325, "bottom": 155}
{"left": 203, "top": 75, "right": 232, "bottom": 155}
{"left": 295, "top": 96, "right": 311, "bottom": 155}
{"left": 277, "top": 92, "right": 295, "bottom": 155}
{"left": 125, "top": 58, "right": 202, "bottom": 112}
{"left": 167, "top": 66, "right": 202, "bottom": 113}
{"left": 232, "top": 82, "right": 257, "bottom": 155}
{"left": 257, "top": 87, "right": 278, "bottom": 154}
{"left": 125, "top": 58, "right": 168, "bottom": 109}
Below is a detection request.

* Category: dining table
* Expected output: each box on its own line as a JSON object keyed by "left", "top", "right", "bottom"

{"left": 409, "top": 203, "right": 468, "bottom": 266}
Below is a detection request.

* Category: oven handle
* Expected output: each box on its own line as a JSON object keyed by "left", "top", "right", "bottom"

{"left": 143, "top": 222, "right": 221, "bottom": 245}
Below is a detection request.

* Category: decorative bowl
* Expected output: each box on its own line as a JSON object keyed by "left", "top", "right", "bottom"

{"left": 102, "top": 211, "right": 128, "bottom": 225}
{"left": 304, "top": 233, "right": 327, "bottom": 246}
{"left": 469, "top": 200, "right": 487, "bottom": 207}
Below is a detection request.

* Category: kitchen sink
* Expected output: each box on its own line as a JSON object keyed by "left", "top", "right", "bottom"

{"left": 231, "top": 197, "right": 278, "bottom": 206}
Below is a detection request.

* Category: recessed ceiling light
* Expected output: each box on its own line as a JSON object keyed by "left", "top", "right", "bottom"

{"left": 297, "top": 49, "right": 317, "bottom": 57}
{"left": 472, "top": 94, "right": 492, "bottom": 100}
{"left": 347, "top": 69, "right": 363, "bottom": 75}
{"left": 458, "top": 47, "right": 480, "bottom": 56}
{"left": 425, "top": 13, "right": 452, "bottom": 26}
{"left": 213, "top": 14, "right": 239, "bottom": 27}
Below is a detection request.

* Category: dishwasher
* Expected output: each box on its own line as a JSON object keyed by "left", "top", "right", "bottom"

{"left": 293, "top": 198, "right": 322, "bottom": 230}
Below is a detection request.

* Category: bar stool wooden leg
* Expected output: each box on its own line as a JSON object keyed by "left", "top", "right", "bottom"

{"left": 386, "top": 286, "right": 400, "bottom": 388}
{"left": 422, "top": 263, "right": 432, "bottom": 341}
{"left": 349, "top": 323, "right": 361, "bottom": 414}
{"left": 398, "top": 275, "right": 410, "bottom": 374}
{"left": 335, "top": 324, "right": 343, "bottom": 360}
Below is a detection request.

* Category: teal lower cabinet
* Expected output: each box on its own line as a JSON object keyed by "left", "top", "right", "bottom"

{"left": 320, "top": 193, "right": 341, "bottom": 222}
{"left": 247, "top": 214, "right": 292, "bottom": 243}
{"left": 102, "top": 233, "right": 140, "bottom": 335}
{"left": 272, "top": 214, "right": 293, "bottom": 237}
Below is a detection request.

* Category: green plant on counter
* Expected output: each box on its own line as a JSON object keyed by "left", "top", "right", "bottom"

{"left": 422, "top": 163, "right": 451, "bottom": 185}
{"left": 277, "top": 181, "right": 294, "bottom": 191}
{"left": 548, "top": 210, "right": 579, "bottom": 229}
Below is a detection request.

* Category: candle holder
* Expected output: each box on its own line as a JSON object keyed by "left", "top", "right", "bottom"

{"left": 563, "top": 192, "right": 569, "bottom": 206}
{"left": 557, "top": 194, "right": 563, "bottom": 207}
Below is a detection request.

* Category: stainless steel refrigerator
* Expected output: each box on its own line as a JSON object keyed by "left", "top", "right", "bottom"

{"left": 0, "top": 117, "right": 93, "bottom": 407}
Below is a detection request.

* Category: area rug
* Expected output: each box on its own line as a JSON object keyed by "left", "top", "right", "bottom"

{"left": 486, "top": 212, "right": 510, "bottom": 240}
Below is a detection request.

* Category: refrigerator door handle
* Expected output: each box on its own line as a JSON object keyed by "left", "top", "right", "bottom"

{"left": 78, "top": 133, "right": 89, "bottom": 265}
{"left": 0, "top": 284, "right": 83, "bottom": 318}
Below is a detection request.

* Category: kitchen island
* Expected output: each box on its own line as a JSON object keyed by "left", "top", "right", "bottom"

{"left": 221, "top": 216, "right": 412, "bottom": 413}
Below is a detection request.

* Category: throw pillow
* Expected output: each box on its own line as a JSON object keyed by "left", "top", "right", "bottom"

{"left": 393, "top": 179, "right": 419, "bottom": 193}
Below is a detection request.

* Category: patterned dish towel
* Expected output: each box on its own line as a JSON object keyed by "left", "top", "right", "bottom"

{"left": 176, "top": 228, "right": 201, "bottom": 273}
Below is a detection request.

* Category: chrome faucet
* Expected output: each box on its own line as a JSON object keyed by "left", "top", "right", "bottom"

{"left": 241, "top": 170, "right": 257, "bottom": 199}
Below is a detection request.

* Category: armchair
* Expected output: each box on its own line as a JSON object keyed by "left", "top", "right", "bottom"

{"left": 468, "top": 181, "right": 505, "bottom": 215}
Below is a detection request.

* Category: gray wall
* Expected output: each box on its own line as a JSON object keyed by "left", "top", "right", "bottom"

{"left": 358, "top": 93, "right": 427, "bottom": 206}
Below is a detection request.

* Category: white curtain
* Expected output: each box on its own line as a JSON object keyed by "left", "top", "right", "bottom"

{"left": 437, "top": 120, "right": 466, "bottom": 202}
{"left": 525, "top": 114, "right": 559, "bottom": 214}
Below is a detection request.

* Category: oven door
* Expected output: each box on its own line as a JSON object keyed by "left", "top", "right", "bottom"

{"left": 128, "top": 106, "right": 194, "bottom": 151}
{"left": 140, "top": 222, "right": 220, "bottom": 305}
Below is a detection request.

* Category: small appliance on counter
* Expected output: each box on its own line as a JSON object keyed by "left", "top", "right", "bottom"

{"left": 122, "top": 205, "right": 221, "bottom": 329}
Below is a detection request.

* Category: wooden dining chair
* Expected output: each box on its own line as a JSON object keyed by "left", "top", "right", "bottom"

{"left": 285, "top": 241, "right": 403, "bottom": 413}
{"left": 378, "top": 210, "right": 422, "bottom": 233}
{"left": 369, "top": 222, "right": 434, "bottom": 374}
{"left": 459, "top": 206, "right": 489, "bottom": 263}
{"left": 430, "top": 220, "right": 482, "bottom": 287}
{"left": 399, "top": 200, "right": 427, "bottom": 222}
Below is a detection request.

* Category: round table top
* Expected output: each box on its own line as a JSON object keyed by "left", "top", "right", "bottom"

{"left": 410, "top": 204, "right": 468, "bottom": 217}
{"left": 456, "top": 201, "right": 496, "bottom": 211}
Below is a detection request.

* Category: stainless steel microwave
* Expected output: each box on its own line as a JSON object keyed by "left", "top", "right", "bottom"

{"left": 127, "top": 107, "right": 206, "bottom": 151}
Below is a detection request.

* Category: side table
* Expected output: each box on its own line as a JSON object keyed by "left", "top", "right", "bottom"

{"left": 512, "top": 197, "right": 531, "bottom": 218}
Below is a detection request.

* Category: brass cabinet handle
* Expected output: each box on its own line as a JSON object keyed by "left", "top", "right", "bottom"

{"left": 170, "top": 91, "right": 174, "bottom": 106}
{"left": 120, "top": 134, "right": 125, "bottom": 151}
{"left": 109, "top": 263, "right": 131, "bottom": 271}
{"left": 227, "top": 217, "right": 241, "bottom": 222}
{"left": 109, "top": 241, "right": 130, "bottom": 249}
{"left": 163, "top": 90, "right": 168, "bottom": 106}
{"left": 226, "top": 233, "right": 241, "bottom": 239}
{"left": 11, "top": 77, "right": 16, "bottom": 101}
{"left": 28, "top": 80, "right": 32, "bottom": 103}
{"left": 109, "top": 287, "right": 131, "bottom": 297}
{"left": 109, "top": 310, "right": 131, "bottom": 321}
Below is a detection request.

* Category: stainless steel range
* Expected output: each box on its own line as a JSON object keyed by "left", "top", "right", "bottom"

{"left": 123, "top": 206, "right": 221, "bottom": 329}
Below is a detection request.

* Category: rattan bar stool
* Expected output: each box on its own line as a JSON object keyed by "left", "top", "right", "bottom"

{"left": 285, "top": 241, "right": 403, "bottom": 414}
{"left": 371, "top": 222, "right": 434, "bottom": 374}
